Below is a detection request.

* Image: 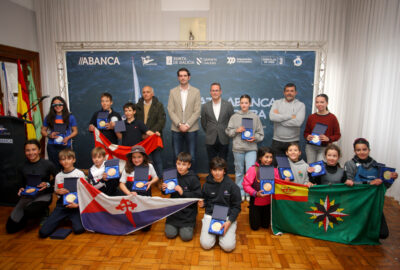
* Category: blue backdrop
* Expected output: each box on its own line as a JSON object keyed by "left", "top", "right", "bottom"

{"left": 66, "top": 50, "right": 316, "bottom": 172}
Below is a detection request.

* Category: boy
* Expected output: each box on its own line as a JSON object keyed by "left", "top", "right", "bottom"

{"left": 39, "top": 149, "right": 86, "bottom": 238}
{"left": 121, "top": 102, "right": 158, "bottom": 146}
{"left": 88, "top": 92, "right": 122, "bottom": 144}
{"left": 88, "top": 147, "right": 113, "bottom": 195}
{"left": 162, "top": 152, "right": 201, "bottom": 241}
{"left": 198, "top": 157, "right": 241, "bottom": 252}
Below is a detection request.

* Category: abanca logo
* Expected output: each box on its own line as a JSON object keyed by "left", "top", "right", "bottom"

{"left": 78, "top": 57, "right": 121, "bottom": 66}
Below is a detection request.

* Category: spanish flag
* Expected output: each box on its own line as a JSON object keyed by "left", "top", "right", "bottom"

{"left": 17, "top": 60, "right": 36, "bottom": 139}
{"left": 273, "top": 179, "right": 309, "bottom": 202}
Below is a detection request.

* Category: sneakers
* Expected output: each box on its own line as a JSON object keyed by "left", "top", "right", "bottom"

{"left": 246, "top": 195, "right": 250, "bottom": 202}
{"left": 241, "top": 195, "right": 245, "bottom": 202}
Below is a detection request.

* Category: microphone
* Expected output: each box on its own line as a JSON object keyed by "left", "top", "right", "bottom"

{"left": 38, "top": 95, "right": 50, "bottom": 101}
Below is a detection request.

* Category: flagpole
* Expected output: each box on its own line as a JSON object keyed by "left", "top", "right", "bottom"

{"left": 131, "top": 56, "right": 140, "bottom": 103}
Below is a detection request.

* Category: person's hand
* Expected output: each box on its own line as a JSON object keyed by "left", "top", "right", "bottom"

{"left": 56, "top": 188, "right": 69, "bottom": 195}
{"left": 370, "top": 179, "right": 383, "bottom": 186}
{"left": 37, "top": 182, "right": 48, "bottom": 191}
{"left": 130, "top": 191, "right": 138, "bottom": 196}
{"left": 291, "top": 114, "right": 296, "bottom": 119}
{"left": 273, "top": 109, "right": 279, "bottom": 114}
{"left": 198, "top": 200, "right": 204, "bottom": 208}
{"left": 18, "top": 187, "right": 24, "bottom": 196}
{"left": 345, "top": 179, "right": 354, "bottom": 186}
{"left": 392, "top": 172, "right": 398, "bottom": 179}
{"left": 285, "top": 178, "right": 291, "bottom": 182}
{"left": 175, "top": 185, "right": 183, "bottom": 196}
{"left": 246, "top": 136, "right": 255, "bottom": 142}
{"left": 48, "top": 131, "right": 59, "bottom": 139}
{"left": 102, "top": 173, "right": 108, "bottom": 181}
{"left": 236, "top": 126, "right": 245, "bottom": 133}
{"left": 155, "top": 131, "right": 161, "bottom": 136}
{"left": 62, "top": 136, "right": 69, "bottom": 145}
{"left": 256, "top": 190, "right": 267, "bottom": 198}
{"left": 222, "top": 220, "right": 231, "bottom": 236}
{"left": 147, "top": 130, "right": 155, "bottom": 136}
{"left": 306, "top": 135, "right": 314, "bottom": 141}
{"left": 307, "top": 167, "right": 315, "bottom": 173}
{"left": 66, "top": 202, "right": 79, "bottom": 208}
{"left": 319, "top": 134, "right": 329, "bottom": 142}
{"left": 88, "top": 124, "right": 95, "bottom": 132}
{"left": 305, "top": 182, "right": 314, "bottom": 188}
{"left": 105, "top": 122, "right": 113, "bottom": 130}
{"left": 179, "top": 124, "right": 189, "bottom": 133}
{"left": 161, "top": 183, "right": 167, "bottom": 191}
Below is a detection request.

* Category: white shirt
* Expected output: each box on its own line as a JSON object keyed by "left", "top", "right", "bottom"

{"left": 119, "top": 164, "right": 158, "bottom": 184}
{"left": 180, "top": 87, "right": 188, "bottom": 112}
{"left": 89, "top": 162, "right": 106, "bottom": 189}
{"left": 212, "top": 100, "right": 221, "bottom": 121}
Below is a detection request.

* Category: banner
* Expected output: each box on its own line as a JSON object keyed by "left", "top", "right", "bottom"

{"left": 271, "top": 179, "right": 385, "bottom": 245}
{"left": 78, "top": 178, "right": 200, "bottom": 235}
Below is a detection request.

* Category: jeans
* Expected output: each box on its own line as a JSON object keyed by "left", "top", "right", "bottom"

{"left": 171, "top": 130, "right": 198, "bottom": 172}
{"left": 233, "top": 151, "right": 257, "bottom": 196}
{"left": 47, "top": 143, "right": 69, "bottom": 171}
{"left": 206, "top": 136, "right": 229, "bottom": 164}
{"left": 149, "top": 147, "right": 163, "bottom": 179}
{"left": 305, "top": 143, "right": 326, "bottom": 163}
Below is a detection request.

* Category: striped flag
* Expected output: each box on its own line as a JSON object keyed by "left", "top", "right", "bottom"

{"left": 78, "top": 178, "right": 200, "bottom": 235}
{"left": 131, "top": 57, "right": 141, "bottom": 103}
{"left": 27, "top": 66, "right": 43, "bottom": 140}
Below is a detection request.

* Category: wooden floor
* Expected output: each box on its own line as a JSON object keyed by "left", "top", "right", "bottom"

{"left": 1, "top": 182, "right": 400, "bottom": 270}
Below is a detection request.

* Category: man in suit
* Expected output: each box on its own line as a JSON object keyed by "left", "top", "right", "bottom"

{"left": 201, "top": 83, "right": 234, "bottom": 163}
{"left": 167, "top": 67, "right": 201, "bottom": 171}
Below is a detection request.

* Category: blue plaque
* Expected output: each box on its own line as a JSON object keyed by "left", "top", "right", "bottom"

{"left": 209, "top": 205, "right": 229, "bottom": 235}
{"left": 380, "top": 167, "right": 396, "bottom": 184}
{"left": 276, "top": 156, "right": 294, "bottom": 181}
{"left": 163, "top": 168, "right": 178, "bottom": 194}
{"left": 53, "top": 124, "right": 67, "bottom": 145}
{"left": 132, "top": 166, "right": 149, "bottom": 191}
{"left": 259, "top": 165, "right": 275, "bottom": 194}
{"left": 309, "top": 161, "right": 326, "bottom": 177}
{"left": 241, "top": 118, "right": 253, "bottom": 140}
{"left": 309, "top": 123, "right": 328, "bottom": 146}
{"left": 97, "top": 111, "right": 109, "bottom": 130}
{"left": 105, "top": 159, "right": 120, "bottom": 179}
{"left": 63, "top": 177, "right": 78, "bottom": 205}
{"left": 21, "top": 174, "right": 42, "bottom": 196}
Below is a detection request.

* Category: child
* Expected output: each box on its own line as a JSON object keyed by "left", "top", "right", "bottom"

{"left": 119, "top": 145, "right": 159, "bottom": 231}
{"left": 243, "top": 147, "right": 279, "bottom": 230}
{"left": 226, "top": 94, "right": 264, "bottom": 201}
{"left": 309, "top": 144, "right": 347, "bottom": 185}
{"left": 87, "top": 147, "right": 111, "bottom": 194}
{"left": 88, "top": 92, "right": 122, "bottom": 144}
{"left": 41, "top": 96, "right": 78, "bottom": 171}
{"left": 198, "top": 157, "right": 241, "bottom": 252}
{"left": 344, "top": 138, "right": 398, "bottom": 239}
{"left": 121, "top": 102, "right": 157, "bottom": 146}
{"left": 286, "top": 143, "right": 313, "bottom": 187}
{"left": 39, "top": 149, "right": 86, "bottom": 238}
{"left": 162, "top": 152, "right": 201, "bottom": 241}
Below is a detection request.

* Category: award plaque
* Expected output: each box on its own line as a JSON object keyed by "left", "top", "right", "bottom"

{"left": 132, "top": 166, "right": 149, "bottom": 191}
{"left": 380, "top": 167, "right": 395, "bottom": 184}
{"left": 21, "top": 174, "right": 42, "bottom": 196}
{"left": 163, "top": 168, "right": 178, "bottom": 194}
{"left": 209, "top": 205, "right": 229, "bottom": 235}
{"left": 241, "top": 118, "right": 253, "bottom": 140}
{"left": 97, "top": 111, "right": 109, "bottom": 130}
{"left": 309, "top": 161, "right": 326, "bottom": 177}
{"left": 276, "top": 155, "right": 294, "bottom": 181}
{"left": 259, "top": 166, "right": 275, "bottom": 194}
{"left": 53, "top": 124, "right": 67, "bottom": 145}
{"left": 63, "top": 177, "right": 78, "bottom": 205}
{"left": 105, "top": 159, "right": 120, "bottom": 179}
{"left": 309, "top": 123, "right": 328, "bottom": 146}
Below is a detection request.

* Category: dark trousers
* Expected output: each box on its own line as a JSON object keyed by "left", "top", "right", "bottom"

{"left": 206, "top": 136, "right": 229, "bottom": 164}
{"left": 47, "top": 144, "right": 69, "bottom": 171}
{"left": 271, "top": 140, "right": 298, "bottom": 156}
{"left": 380, "top": 213, "right": 389, "bottom": 239}
{"left": 248, "top": 196, "right": 271, "bottom": 230}
{"left": 149, "top": 147, "right": 163, "bottom": 180}
{"left": 171, "top": 131, "right": 197, "bottom": 172}
{"left": 39, "top": 205, "right": 85, "bottom": 238}
{"left": 6, "top": 201, "right": 49, "bottom": 234}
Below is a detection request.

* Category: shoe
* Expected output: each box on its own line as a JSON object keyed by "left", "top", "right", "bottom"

{"left": 241, "top": 195, "right": 245, "bottom": 202}
{"left": 246, "top": 195, "right": 250, "bottom": 202}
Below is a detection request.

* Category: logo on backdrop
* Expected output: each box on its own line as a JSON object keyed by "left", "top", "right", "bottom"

{"left": 261, "top": 56, "right": 285, "bottom": 65}
{"left": 196, "top": 57, "right": 217, "bottom": 65}
{"left": 141, "top": 56, "right": 157, "bottom": 66}
{"left": 226, "top": 56, "right": 253, "bottom": 64}
{"left": 0, "top": 125, "right": 11, "bottom": 136}
{"left": 78, "top": 56, "right": 120, "bottom": 66}
{"left": 293, "top": 56, "right": 303, "bottom": 67}
{"left": 165, "top": 56, "right": 194, "bottom": 65}
{"left": 227, "top": 57, "right": 236, "bottom": 64}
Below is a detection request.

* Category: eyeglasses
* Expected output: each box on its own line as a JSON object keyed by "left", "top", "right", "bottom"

{"left": 52, "top": 103, "right": 64, "bottom": 107}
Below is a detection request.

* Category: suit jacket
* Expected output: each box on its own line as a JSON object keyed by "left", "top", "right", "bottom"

{"left": 201, "top": 99, "right": 234, "bottom": 145}
{"left": 136, "top": 96, "right": 166, "bottom": 136}
{"left": 167, "top": 85, "right": 201, "bottom": 132}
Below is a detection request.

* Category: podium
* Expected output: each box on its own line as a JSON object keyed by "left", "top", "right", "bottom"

{"left": 0, "top": 116, "right": 26, "bottom": 205}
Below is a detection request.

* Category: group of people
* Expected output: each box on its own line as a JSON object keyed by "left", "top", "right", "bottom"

{"left": 6, "top": 67, "right": 398, "bottom": 252}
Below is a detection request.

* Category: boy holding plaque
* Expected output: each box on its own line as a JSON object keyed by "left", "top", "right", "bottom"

{"left": 162, "top": 152, "right": 202, "bottom": 241}
{"left": 88, "top": 93, "right": 122, "bottom": 144}
{"left": 243, "top": 147, "right": 279, "bottom": 230}
{"left": 39, "top": 149, "right": 85, "bottom": 238}
{"left": 88, "top": 147, "right": 113, "bottom": 194}
{"left": 198, "top": 157, "right": 241, "bottom": 252}
{"left": 286, "top": 143, "right": 314, "bottom": 187}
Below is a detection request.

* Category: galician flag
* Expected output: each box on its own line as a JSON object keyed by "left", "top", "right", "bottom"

{"left": 271, "top": 179, "right": 385, "bottom": 245}
{"left": 27, "top": 66, "right": 43, "bottom": 140}
{"left": 77, "top": 178, "right": 200, "bottom": 235}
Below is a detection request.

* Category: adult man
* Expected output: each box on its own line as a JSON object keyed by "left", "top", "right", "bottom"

{"left": 167, "top": 68, "right": 201, "bottom": 171}
{"left": 136, "top": 85, "right": 166, "bottom": 179}
{"left": 201, "top": 82, "right": 234, "bottom": 163}
{"left": 269, "top": 83, "right": 306, "bottom": 155}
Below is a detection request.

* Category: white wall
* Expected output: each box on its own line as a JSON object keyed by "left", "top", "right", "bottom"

{"left": 0, "top": 0, "right": 38, "bottom": 52}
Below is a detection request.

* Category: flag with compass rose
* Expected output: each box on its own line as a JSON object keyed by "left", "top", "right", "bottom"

{"left": 271, "top": 179, "right": 385, "bottom": 245}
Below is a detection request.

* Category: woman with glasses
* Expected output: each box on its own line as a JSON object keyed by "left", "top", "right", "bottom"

{"left": 41, "top": 96, "right": 78, "bottom": 170}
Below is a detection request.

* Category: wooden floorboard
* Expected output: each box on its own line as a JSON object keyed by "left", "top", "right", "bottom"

{"left": 1, "top": 181, "right": 400, "bottom": 269}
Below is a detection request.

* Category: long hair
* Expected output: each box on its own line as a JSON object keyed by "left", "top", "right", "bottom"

{"left": 46, "top": 96, "right": 70, "bottom": 129}
{"left": 125, "top": 152, "right": 150, "bottom": 174}
{"left": 257, "top": 146, "right": 276, "bottom": 167}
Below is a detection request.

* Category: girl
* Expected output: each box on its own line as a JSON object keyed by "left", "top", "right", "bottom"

{"left": 286, "top": 143, "right": 313, "bottom": 187}
{"left": 6, "top": 139, "right": 57, "bottom": 233}
{"left": 226, "top": 94, "right": 264, "bottom": 201}
{"left": 41, "top": 96, "right": 78, "bottom": 170}
{"left": 309, "top": 144, "right": 347, "bottom": 185}
{"left": 243, "top": 147, "right": 279, "bottom": 230}
{"left": 119, "top": 145, "right": 159, "bottom": 231}
{"left": 303, "top": 94, "right": 341, "bottom": 163}
{"left": 344, "top": 138, "right": 398, "bottom": 239}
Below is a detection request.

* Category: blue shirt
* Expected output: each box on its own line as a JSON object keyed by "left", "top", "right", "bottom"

{"left": 44, "top": 114, "right": 77, "bottom": 146}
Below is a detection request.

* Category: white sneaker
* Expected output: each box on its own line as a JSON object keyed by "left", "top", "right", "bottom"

{"left": 241, "top": 195, "right": 245, "bottom": 202}
{"left": 246, "top": 195, "right": 250, "bottom": 202}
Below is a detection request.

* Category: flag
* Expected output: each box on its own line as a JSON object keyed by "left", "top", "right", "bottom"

{"left": 271, "top": 179, "right": 385, "bottom": 245}
{"left": 1, "top": 62, "right": 18, "bottom": 117}
{"left": 17, "top": 60, "right": 36, "bottom": 139}
{"left": 77, "top": 178, "right": 200, "bottom": 235}
{"left": 27, "top": 66, "right": 42, "bottom": 140}
{"left": 131, "top": 56, "right": 141, "bottom": 103}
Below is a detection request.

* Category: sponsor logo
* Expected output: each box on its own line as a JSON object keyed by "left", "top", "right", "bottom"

{"left": 293, "top": 56, "right": 303, "bottom": 67}
{"left": 227, "top": 56, "right": 252, "bottom": 64}
{"left": 141, "top": 56, "right": 157, "bottom": 66}
{"left": 0, "top": 125, "right": 11, "bottom": 136}
{"left": 261, "top": 56, "right": 285, "bottom": 65}
{"left": 78, "top": 56, "right": 120, "bottom": 66}
{"left": 196, "top": 57, "right": 217, "bottom": 65}
{"left": 0, "top": 138, "right": 13, "bottom": 144}
{"left": 166, "top": 56, "right": 173, "bottom": 65}
{"left": 227, "top": 57, "right": 236, "bottom": 64}
{"left": 165, "top": 56, "right": 194, "bottom": 65}
{"left": 196, "top": 57, "right": 202, "bottom": 65}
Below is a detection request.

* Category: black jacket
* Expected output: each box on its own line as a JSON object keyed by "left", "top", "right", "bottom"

{"left": 165, "top": 171, "right": 202, "bottom": 227}
{"left": 201, "top": 174, "right": 241, "bottom": 222}
{"left": 136, "top": 96, "right": 166, "bottom": 136}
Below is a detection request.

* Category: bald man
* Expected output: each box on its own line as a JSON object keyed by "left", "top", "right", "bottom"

{"left": 136, "top": 86, "right": 166, "bottom": 178}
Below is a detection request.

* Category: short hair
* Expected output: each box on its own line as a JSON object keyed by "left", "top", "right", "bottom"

{"left": 101, "top": 92, "right": 113, "bottom": 101}
{"left": 24, "top": 139, "right": 41, "bottom": 150}
{"left": 123, "top": 102, "right": 136, "bottom": 111}
{"left": 353, "top": 138, "right": 370, "bottom": 150}
{"left": 284, "top": 83, "right": 297, "bottom": 91}
{"left": 209, "top": 157, "right": 227, "bottom": 174}
{"left": 91, "top": 147, "right": 106, "bottom": 157}
{"left": 325, "top": 144, "right": 341, "bottom": 157}
{"left": 177, "top": 67, "right": 190, "bottom": 77}
{"left": 142, "top": 86, "right": 154, "bottom": 93}
{"left": 59, "top": 148, "right": 76, "bottom": 160}
{"left": 210, "top": 82, "right": 221, "bottom": 89}
{"left": 177, "top": 152, "right": 192, "bottom": 163}
{"left": 240, "top": 94, "right": 251, "bottom": 103}
{"left": 286, "top": 142, "right": 301, "bottom": 152}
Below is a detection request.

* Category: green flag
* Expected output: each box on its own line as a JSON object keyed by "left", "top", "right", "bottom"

{"left": 272, "top": 179, "right": 385, "bottom": 245}
{"left": 27, "top": 66, "right": 43, "bottom": 140}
